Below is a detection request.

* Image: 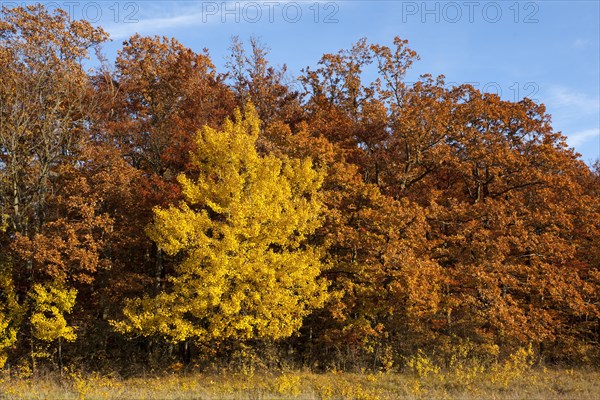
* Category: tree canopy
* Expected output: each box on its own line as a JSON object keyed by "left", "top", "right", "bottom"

{"left": 0, "top": 4, "right": 598, "bottom": 372}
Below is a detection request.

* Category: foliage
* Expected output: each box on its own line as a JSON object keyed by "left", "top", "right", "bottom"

{"left": 0, "top": 3, "right": 598, "bottom": 372}
{"left": 113, "top": 104, "right": 327, "bottom": 344}
{"left": 28, "top": 282, "right": 77, "bottom": 343}
{"left": 0, "top": 263, "right": 22, "bottom": 368}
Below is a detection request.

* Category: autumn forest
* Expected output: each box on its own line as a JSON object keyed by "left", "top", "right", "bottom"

{"left": 1, "top": 4, "right": 600, "bottom": 378}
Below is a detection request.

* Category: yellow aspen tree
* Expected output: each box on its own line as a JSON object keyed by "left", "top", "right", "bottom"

{"left": 0, "top": 263, "right": 22, "bottom": 369}
{"left": 28, "top": 282, "right": 77, "bottom": 344}
{"left": 0, "top": 219, "right": 22, "bottom": 368}
{"left": 113, "top": 104, "right": 328, "bottom": 344}
{"left": 27, "top": 281, "right": 77, "bottom": 370}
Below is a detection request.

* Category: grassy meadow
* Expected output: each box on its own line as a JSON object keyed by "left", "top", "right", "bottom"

{"left": 1, "top": 367, "right": 599, "bottom": 399}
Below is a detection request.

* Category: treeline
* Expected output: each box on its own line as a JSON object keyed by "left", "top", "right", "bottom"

{"left": 1, "top": 5, "right": 599, "bottom": 374}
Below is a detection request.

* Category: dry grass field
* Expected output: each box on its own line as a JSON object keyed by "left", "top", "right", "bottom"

{"left": 0, "top": 367, "right": 599, "bottom": 400}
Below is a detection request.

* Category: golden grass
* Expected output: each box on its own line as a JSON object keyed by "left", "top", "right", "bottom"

{"left": 0, "top": 367, "right": 599, "bottom": 400}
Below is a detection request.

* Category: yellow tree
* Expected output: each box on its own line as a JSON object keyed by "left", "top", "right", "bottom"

{"left": 0, "top": 242, "right": 22, "bottom": 369}
{"left": 113, "top": 104, "right": 327, "bottom": 345}
{"left": 28, "top": 281, "right": 77, "bottom": 370}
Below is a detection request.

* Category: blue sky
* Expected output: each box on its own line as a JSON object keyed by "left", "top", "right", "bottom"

{"left": 9, "top": 1, "right": 599, "bottom": 163}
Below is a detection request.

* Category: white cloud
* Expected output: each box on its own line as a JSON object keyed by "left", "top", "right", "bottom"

{"left": 546, "top": 85, "right": 600, "bottom": 118}
{"left": 104, "top": 0, "right": 306, "bottom": 40}
{"left": 544, "top": 86, "right": 599, "bottom": 161}
{"left": 106, "top": 10, "right": 209, "bottom": 40}
{"left": 565, "top": 128, "right": 600, "bottom": 147}
{"left": 572, "top": 38, "right": 590, "bottom": 49}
